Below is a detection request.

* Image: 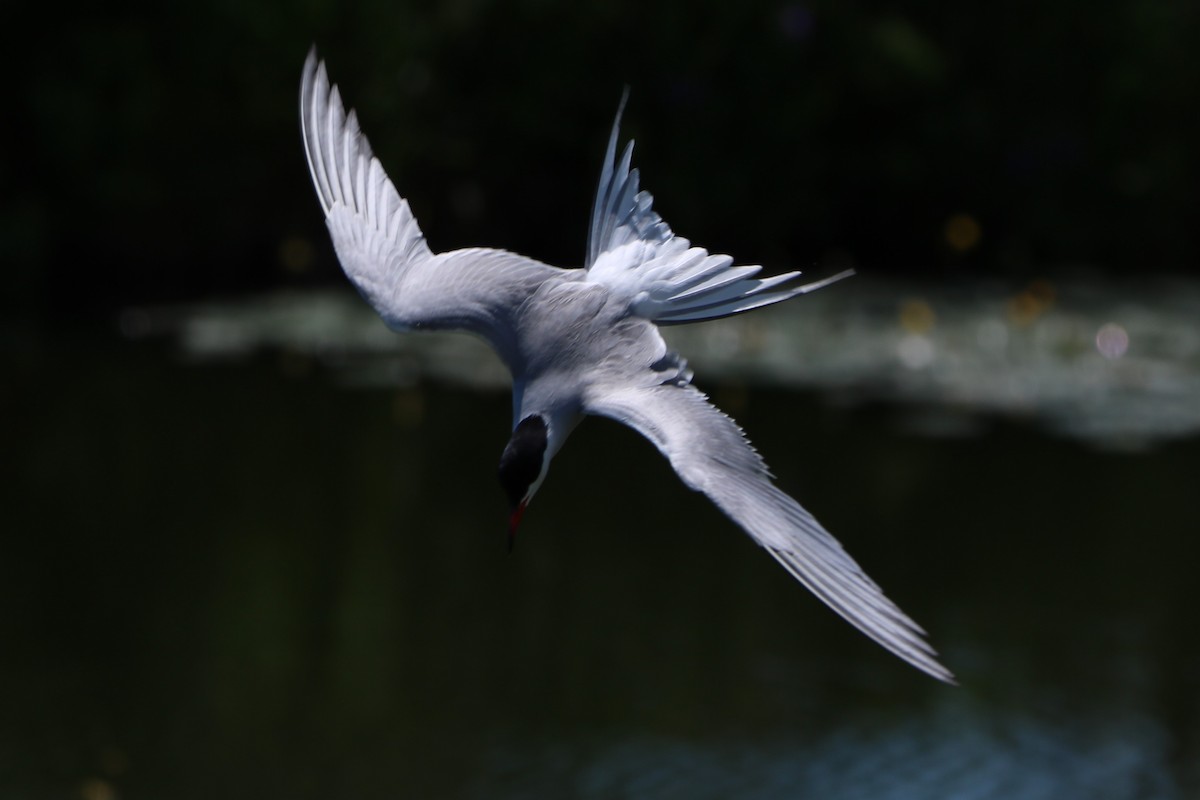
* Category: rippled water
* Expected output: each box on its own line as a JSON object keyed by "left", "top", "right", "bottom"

{"left": 5, "top": 276, "right": 1198, "bottom": 798}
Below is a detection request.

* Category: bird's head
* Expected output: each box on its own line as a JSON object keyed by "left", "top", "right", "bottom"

{"left": 497, "top": 414, "right": 549, "bottom": 552}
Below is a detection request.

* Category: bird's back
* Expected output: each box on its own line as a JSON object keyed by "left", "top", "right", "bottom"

{"left": 509, "top": 279, "right": 689, "bottom": 405}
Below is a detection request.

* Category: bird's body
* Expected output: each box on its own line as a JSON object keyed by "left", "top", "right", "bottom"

{"left": 300, "top": 50, "right": 954, "bottom": 683}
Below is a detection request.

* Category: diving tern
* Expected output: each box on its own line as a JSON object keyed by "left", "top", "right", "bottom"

{"left": 299, "top": 50, "right": 953, "bottom": 683}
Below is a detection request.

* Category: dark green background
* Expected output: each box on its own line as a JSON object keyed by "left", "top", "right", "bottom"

{"left": 4, "top": 3, "right": 1199, "bottom": 798}
{"left": 8, "top": 0, "right": 1198, "bottom": 323}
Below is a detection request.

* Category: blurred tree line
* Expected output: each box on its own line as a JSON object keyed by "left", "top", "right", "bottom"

{"left": 5, "top": 0, "right": 1197, "bottom": 325}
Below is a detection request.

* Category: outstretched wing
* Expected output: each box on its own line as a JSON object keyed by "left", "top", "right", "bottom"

{"left": 300, "top": 50, "right": 568, "bottom": 363}
{"left": 585, "top": 93, "right": 852, "bottom": 325}
{"left": 584, "top": 382, "right": 955, "bottom": 683}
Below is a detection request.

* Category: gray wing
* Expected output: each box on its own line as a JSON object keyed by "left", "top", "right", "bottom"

{"left": 300, "top": 49, "right": 568, "bottom": 363}
{"left": 584, "top": 382, "right": 955, "bottom": 683}
{"left": 585, "top": 92, "right": 852, "bottom": 324}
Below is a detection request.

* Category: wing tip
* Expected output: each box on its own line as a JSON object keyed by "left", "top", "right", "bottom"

{"left": 300, "top": 45, "right": 326, "bottom": 107}
{"left": 764, "top": 545, "right": 956, "bottom": 685}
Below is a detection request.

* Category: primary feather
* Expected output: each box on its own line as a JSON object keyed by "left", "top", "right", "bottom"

{"left": 300, "top": 49, "right": 569, "bottom": 367}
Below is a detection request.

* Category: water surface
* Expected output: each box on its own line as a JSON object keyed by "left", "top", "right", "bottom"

{"left": 4, "top": 278, "right": 1198, "bottom": 798}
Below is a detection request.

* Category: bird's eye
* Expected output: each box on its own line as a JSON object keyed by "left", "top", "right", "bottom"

{"left": 498, "top": 416, "right": 547, "bottom": 507}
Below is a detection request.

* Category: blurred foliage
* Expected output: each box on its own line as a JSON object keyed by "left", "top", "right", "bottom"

{"left": 6, "top": 0, "right": 1198, "bottom": 322}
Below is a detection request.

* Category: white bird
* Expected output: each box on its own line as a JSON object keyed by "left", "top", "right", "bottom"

{"left": 299, "top": 49, "right": 954, "bottom": 683}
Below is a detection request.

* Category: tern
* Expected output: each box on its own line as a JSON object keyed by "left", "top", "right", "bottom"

{"left": 299, "top": 50, "right": 953, "bottom": 683}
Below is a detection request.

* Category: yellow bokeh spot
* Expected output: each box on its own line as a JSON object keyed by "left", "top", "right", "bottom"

{"left": 1006, "top": 279, "right": 1056, "bottom": 326}
{"left": 79, "top": 778, "right": 116, "bottom": 800}
{"left": 392, "top": 389, "right": 426, "bottom": 428}
{"left": 899, "top": 298, "right": 936, "bottom": 334}
{"left": 99, "top": 746, "right": 129, "bottom": 776}
{"left": 1027, "top": 278, "right": 1056, "bottom": 307}
{"left": 944, "top": 213, "right": 981, "bottom": 253}
{"left": 278, "top": 236, "right": 316, "bottom": 273}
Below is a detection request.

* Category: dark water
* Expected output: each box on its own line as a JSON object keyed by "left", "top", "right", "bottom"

{"left": 4, "top": 319, "right": 1198, "bottom": 799}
